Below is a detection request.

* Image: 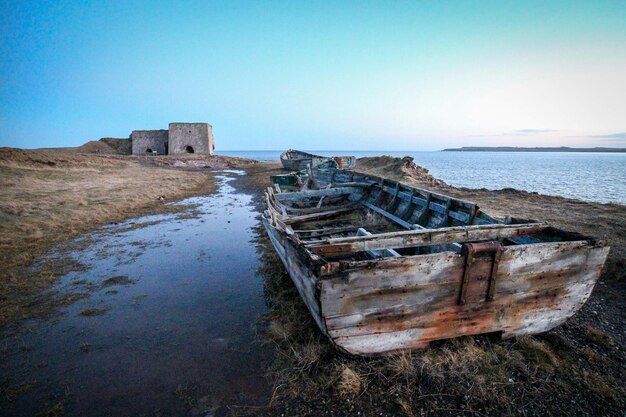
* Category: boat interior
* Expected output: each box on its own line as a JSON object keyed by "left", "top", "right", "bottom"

{"left": 265, "top": 168, "right": 596, "bottom": 266}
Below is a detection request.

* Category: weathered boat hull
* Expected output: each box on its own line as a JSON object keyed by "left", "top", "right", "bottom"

{"left": 262, "top": 168, "right": 609, "bottom": 355}
{"left": 319, "top": 241, "right": 607, "bottom": 355}
{"left": 280, "top": 149, "right": 356, "bottom": 171}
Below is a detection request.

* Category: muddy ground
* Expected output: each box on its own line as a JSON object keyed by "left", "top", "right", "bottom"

{"left": 0, "top": 148, "right": 258, "bottom": 329}
{"left": 0, "top": 150, "right": 624, "bottom": 416}
{"left": 1, "top": 170, "right": 271, "bottom": 417}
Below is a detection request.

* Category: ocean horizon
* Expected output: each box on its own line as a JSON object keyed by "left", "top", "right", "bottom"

{"left": 216, "top": 150, "right": 626, "bottom": 205}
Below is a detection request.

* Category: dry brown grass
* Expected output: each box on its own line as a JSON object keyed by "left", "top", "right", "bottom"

{"left": 515, "top": 335, "right": 560, "bottom": 371}
{"left": 396, "top": 398, "right": 416, "bottom": 417}
{"left": 0, "top": 149, "right": 216, "bottom": 268}
{"left": 40, "top": 401, "right": 64, "bottom": 417}
{"left": 266, "top": 320, "right": 293, "bottom": 342}
{"left": 581, "top": 346, "right": 609, "bottom": 365}
{"left": 581, "top": 369, "right": 620, "bottom": 400}
{"left": 585, "top": 325, "right": 615, "bottom": 348}
{"left": 336, "top": 365, "right": 362, "bottom": 399}
{"left": 389, "top": 351, "right": 416, "bottom": 378}
{"left": 293, "top": 342, "right": 321, "bottom": 373}
{"left": 414, "top": 337, "right": 518, "bottom": 403}
{"left": 354, "top": 156, "right": 445, "bottom": 188}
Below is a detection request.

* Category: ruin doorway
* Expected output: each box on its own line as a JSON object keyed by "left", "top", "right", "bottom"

{"left": 145, "top": 148, "right": 153, "bottom": 154}
{"left": 186, "top": 146, "right": 195, "bottom": 153}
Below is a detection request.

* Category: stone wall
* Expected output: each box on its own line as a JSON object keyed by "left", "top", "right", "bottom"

{"left": 168, "top": 123, "right": 214, "bottom": 155}
{"left": 131, "top": 130, "right": 169, "bottom": 155}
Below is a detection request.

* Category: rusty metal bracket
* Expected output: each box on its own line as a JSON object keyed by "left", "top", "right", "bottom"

{"left": 458, "top": 241, "right": 503, "bottom": 305}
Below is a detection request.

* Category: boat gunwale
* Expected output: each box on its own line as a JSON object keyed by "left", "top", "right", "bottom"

{"left": 316, "top": 238, "right": 605, "bottom": 277}
{"left": 264, "top": 167, "right": 605, "bottom": 279}
{"left": 263, "top": 214, "right": 605, "bottom": 279}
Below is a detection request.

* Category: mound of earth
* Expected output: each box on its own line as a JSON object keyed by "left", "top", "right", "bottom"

{"left": 0, "top": 147, "right": 61, "bottom": 167}
{"left": 0, "top": 147, "right": 127, "bottom": 169}
{"left": 355, "top": 156, "right": 446, "bottom": 187}
{"left": 98, "top": 138, "right": 132, "bottom": 154}
{"left": 33, "top": 138, "right": 131, "bottom": 156}
{"left": 74, "top": 140, "right": 119, "bottom": 154}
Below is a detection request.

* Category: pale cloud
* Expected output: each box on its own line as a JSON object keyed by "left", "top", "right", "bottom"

{"left": 470, "top": 129, "right": 560, "bottom": 138}
{"left": 588, "top": 132, "right": 626, "bottom": 141}
{"left": 509, "top": 129, "right": 560, "bottom": 136}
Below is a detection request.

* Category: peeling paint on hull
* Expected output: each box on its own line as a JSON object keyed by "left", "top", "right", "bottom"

{"left": 262, "top": 168, "right": 610, "bottom": 356}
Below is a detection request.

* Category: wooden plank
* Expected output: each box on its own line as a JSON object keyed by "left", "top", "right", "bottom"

{"left": 284, "top": 203, "right": 356, "bottom": 216}
{"left": 282, "top": 206, "right": 359, "bottom": 225}
{"left": 329, "top": 182, "right": 373, "bottom": 188}
{"left": 379, "top": 184, "right": 475, "bottom": 218}
{"left": 307, "top": 223, "right": 548, "bottom": 255}
{"left": 356, "top": 228, "right": 401, "bottom": 258}
{"left": 398, "top": 190, "right": 415, "bottom": 220}
{"left": 363, "top": 202, "right": 416, "bottom": 230}
{"left": 366, "top": 188, "right": 471, "bottom": 228}
{"left": 320, "top": 251, "right": 465, "bottom": 318}
{"left": 275, "top": 186, "right": 364, "bottom": 202}
{"left": 384, "top": 183, "right": 401, "bottom": 212}
{"left": 294, "top": 225, "right": 363, "bottom": 236}
{"left": 369, "top": 185, "right": 468, "bottom": 224}
{"left": 350, "top": 170, "right": 476, "bottom": 210}
{"left": 325, "top": 264, "right": 602, "bottom": 346}
{"left": 323, "top": 246, "right": 595, "bottom": 333}
{"left": 262, "top": 217, "right": 326, "bottom": 332}
{"left": 318, "top": 242, "right": 608, "bottom": 355}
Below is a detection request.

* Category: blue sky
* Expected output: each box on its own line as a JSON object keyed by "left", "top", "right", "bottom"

{"left": 1, "top": 0, "right": 625, "bottom": 150}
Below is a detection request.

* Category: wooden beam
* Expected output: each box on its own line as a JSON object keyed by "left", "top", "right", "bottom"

{"left": 294, "top": 225, "right": 362, "bottom": 235}
{"left": 329, "top": 182, "right": 373, "bottom": 188}
{"left": 377, "top": 185, "right": 473, "bottom": 223}
{"left": 284, "top": 203, "right": 356, "bottom": 215}
{"left": 371, "top": 181, "right": 477, "bottom": 210}
{"left": 283, "top": 206, "right": 359, "bottom": 225}
{"left": 363, "top": 202, "right": 417, "bottom": 230}
{"left": 357, "top": 228, "right": 401, "bottom": 258}
{"left": 306, "top": 223, "right": 549, "bottom": 255}
{"left": 275, "top": 186, "right": 364, "bottom": 202}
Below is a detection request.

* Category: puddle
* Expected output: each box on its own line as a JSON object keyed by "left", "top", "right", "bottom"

{"left": 0, "top": 171, "right": 271, "bottom": 416}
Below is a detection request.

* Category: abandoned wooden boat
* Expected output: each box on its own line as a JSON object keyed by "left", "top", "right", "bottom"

{"left": 262, "top": 167, "right": 609, "bottom": 356}
{"left": 280, "top": 149, "right": 356, "bottom": 171}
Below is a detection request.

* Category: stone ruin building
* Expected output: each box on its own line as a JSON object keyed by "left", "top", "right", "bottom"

{"left": 130, "top": 122, "right": 215, "bottom": 155}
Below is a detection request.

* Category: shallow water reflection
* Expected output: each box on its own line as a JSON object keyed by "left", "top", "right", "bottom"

{"left": 1, "top": 171, "right": 270, "bottom": 416}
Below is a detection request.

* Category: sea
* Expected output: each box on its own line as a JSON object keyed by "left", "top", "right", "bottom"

{"left": 216, "top": 150, "right": 626, "bottom": 205}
